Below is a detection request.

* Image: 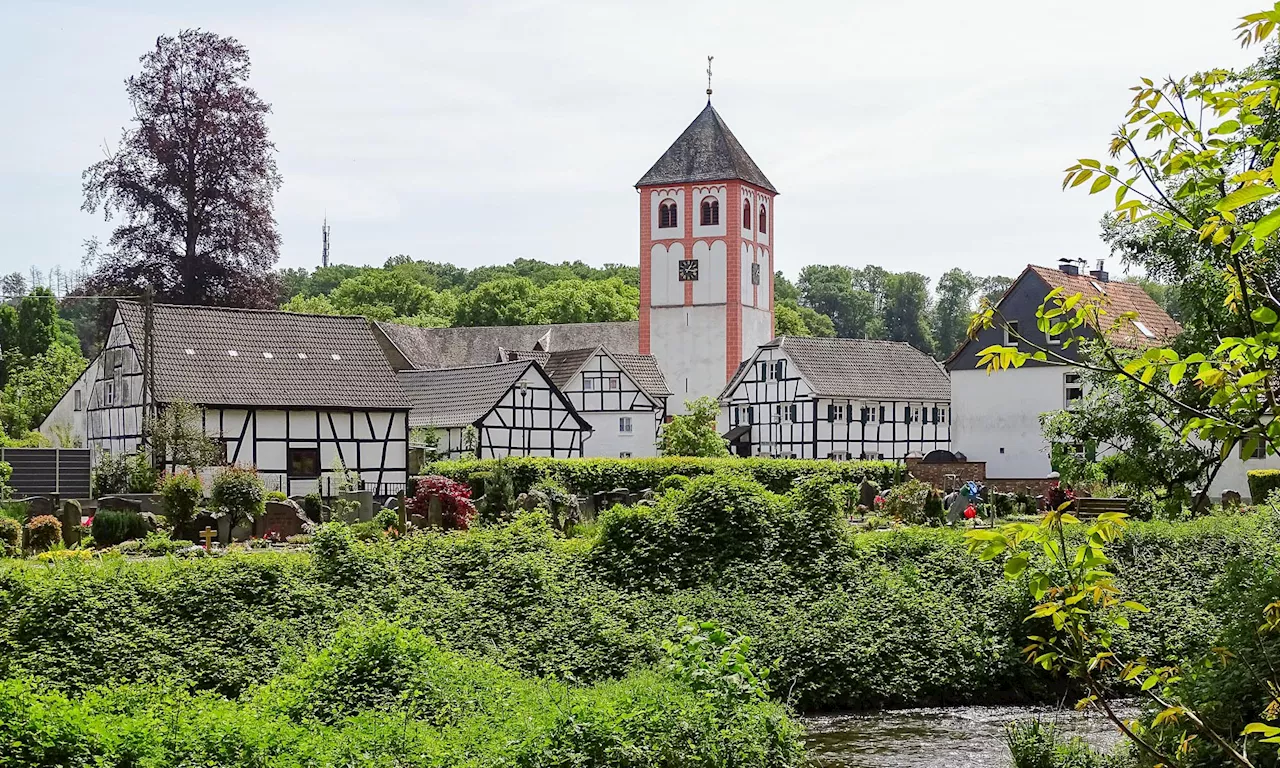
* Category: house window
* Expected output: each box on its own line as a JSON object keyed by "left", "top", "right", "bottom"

{"left": 828, "top": 404, "right": 845, "bottom": 422}
{"left": 1004, "top": 320, "right": 1019, "bottom": 346}
{"left": 828, "top": 451, "right": 850, "bottom": 461}
{"left": 584, "top": 378, "right": 597, "bottom": 391}
{"left": 620, "top": 452, "right": 633, "bottom": 458}
{"left": 743, "top": 201, "right": 752, "bottom": 228}
{"left": 288, "top": 447, "right": 320, "bottom": 478}
{"left": 658, "top": 199, "right": 678, "bottom": 229}
{"left": 860, "top": 451, "right": 882, "bottom": 460}
{"left": 619, "top": 416, "right": 633, "bottom": 434}
{"left": 1064, "top": 373, "right": 1083, "bottom": 408}
{"left": 759, "top": 206, "right": 768, "bottom": 234}
{"left": 1242, "top": 441, "right": 1267, "bottom": 460}
{"left": 700, "top": 198, "right": 719, "bottom": 226}
{"left": 778, "top": 452, "right": 796, "bottom": 459}
{"left": 73, "top": 389, "right": 82, "bottom": 412}
{"left": 776, "top": 404, "right": 797, "bottom": 424}
{"left": 104, "top": 380, "right": 115, "bottom": 406}
{"left": 774, "top": 360, "right": 786, "bottom": 380}
{"left": 607, "top": 377, "right": 620, "bottom": 390}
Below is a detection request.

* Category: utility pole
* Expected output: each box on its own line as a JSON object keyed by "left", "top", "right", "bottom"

{"left": 141, "top": 286, "right": 156, "bottom": 465}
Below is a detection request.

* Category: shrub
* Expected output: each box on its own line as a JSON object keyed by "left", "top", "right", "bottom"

{"left": 372, "top": 507, "right": 399, "bottom": 533}
{"left": 1004, "top": 719, "right": 1132, "bottom": 768}
{"left": 1248, "top": 469, "right": 1280, "bottom": 504}
{"left": 93, "top": 453, "right": 158, "bottom": 496}
{"left": 158, "top": 471, "right": 203, "bottom": 530}
{"left": 24, "top": 515, "right": 62, "bottom": 552}
{"left": 421, "top": 455, "right": 901, "bottom": 498}
{"left": 656, "top": 474, "right": 691, "bottom": 493}
{"left": 0, "top": 517, "right": 20, "bottom": 556}
{"left": 475, "top": 461, "right": 516, "bottom": 525}
{"left": 140, "top": 531, "right": 191, "bottom": 556}
{"left": 210, "top": 466, "right": 265, "bottom": 525}
{"left": 301, "top": 492, "right": 323, "bottom": 521}
{"left": 882, "top": 477, "right": 941, "bottom": 525}
{"left": 265, "top": 490, "right": 288, "bottom": 503}
{"left": 91, "top": 508, "right": 149, "bottom": 547}
{"left": 407, "top": 475, "right": 475, "bottom": 530}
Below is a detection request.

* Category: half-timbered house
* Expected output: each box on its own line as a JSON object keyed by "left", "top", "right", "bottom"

{"left": 719, "top": 336, "right": 951, "bottom": 460}
{"left": 398, "top": 360, "right": 591, "bottom": 459}
{"left": 39, "top": 302, "right": 411, "bottom": 496}
{"left": 502, "top": 346, "right": 670, "bottom": 457}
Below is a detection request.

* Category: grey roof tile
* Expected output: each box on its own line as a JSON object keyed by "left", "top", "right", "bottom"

{"left": 636, "top": 103, "right": 777, "bottom": 193}
{"left": 375, "top": 321, "right": 639, "bottom": 370}
{"left": 727, "top": 336, "right": 951, "bottom": 401}
{"left": 397, "top": 360, "right": 534, "bottom": 428}
{"left": 506, "top": 347, "right": 672, "bottom": 400}
{"left": 116, "top": 301, "right": 409, "bottom": 410}
{"left": 611, "top": 353, "right": 673, "bottom": 398}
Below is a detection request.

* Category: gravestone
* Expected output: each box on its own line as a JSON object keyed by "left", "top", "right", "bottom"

{"left": 857, "top": 480, "right": 878, "bottom": 509}
{"left": 1221, "top": 489, "right": 1243, "bottom": 507}
{"left": 339, "top": 490, "right": 374, "bottom": 521}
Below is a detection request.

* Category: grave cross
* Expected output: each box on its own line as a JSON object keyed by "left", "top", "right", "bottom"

{"left": 200, "top": 526, "right": 216, "bottom": 551}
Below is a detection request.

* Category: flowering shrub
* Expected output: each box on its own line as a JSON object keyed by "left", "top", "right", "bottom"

{"left": 1046, "top": 481, "right": 1075, "bottom": 511}
{"left": 25, "top": 515, "right": 62, "bottom": 552}
{"left": 881, "top": 478, "right": 941, "bottom": 526}
{"left": 407, "top": 475, "right": 475, "bottom": 530}
{"left": 211, "top": 466, "right": 265, "bottom": 525}
{"left": 35, "top": 549, "right": 93, "bottom": 563}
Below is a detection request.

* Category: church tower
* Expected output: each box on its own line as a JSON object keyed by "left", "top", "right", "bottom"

{"left": 636, "top": 100, "right": 777, "bottom": 410}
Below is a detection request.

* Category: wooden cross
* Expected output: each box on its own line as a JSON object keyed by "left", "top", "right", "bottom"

{"left": 200, "top": 526, "right": 216, "bottom": 551}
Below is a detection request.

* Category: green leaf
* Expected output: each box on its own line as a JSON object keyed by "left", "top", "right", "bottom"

{"left": 1004, "top": 554, "right": 1029, "bottom": 578}
{"left": 1113, "top": 615, "right": 1130, "bottom": 630}
{"left": 1252, "top": 207, "right": 1280, "bottom": 241}
{"left": 1169, "top": 362, "right": 1186, "bottom": 386}
{"left": 1214, "top": 184, "right": 1280, "bottom": 212}
{"left": 1089, "top": 175, "right": 1111, "bottom": 194}
{"left": 1251, "top": 306, "right": 1279, "bottom": 324}
{"left": 1240, "top": 370, "right": 1270, "bottom": 387}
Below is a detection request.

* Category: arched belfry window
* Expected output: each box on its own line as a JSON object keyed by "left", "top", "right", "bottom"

{"left": 700, "top": 198, "right": 719, "bottom": 226}
{"left": 759, "top": 205, "right": 768, "bottom": 234}
{"left": 658, "top": 199, "right": 677, "bottom": 229}
{"left": 743, "top": 201, "right": 752, "bottom": 228}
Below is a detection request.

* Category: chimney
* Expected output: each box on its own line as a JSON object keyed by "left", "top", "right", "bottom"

{"left": 1089, "top": 258, "right": 1109, "bottom": 283}
{"left": 1057, "top": 258, "right": 1080, "bottom": 276}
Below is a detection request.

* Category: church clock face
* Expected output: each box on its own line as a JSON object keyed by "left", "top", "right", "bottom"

{"left": 678, "top": 259, "right": 699, "bottom": 282}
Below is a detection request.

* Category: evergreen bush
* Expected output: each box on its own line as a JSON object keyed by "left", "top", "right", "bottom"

{"left": 158, "top": 471, "right": 203, "bottom": 531}
{"left": 91, "top": 508, "right": 149, "bottom": 547}
{"left": 0, "top": 517, "right": 20, "bottom": 556}
{"left": 1247, "top": 469, "right": 1280, "bottom": 504}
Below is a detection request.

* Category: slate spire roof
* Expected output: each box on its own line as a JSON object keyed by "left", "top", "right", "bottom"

{"left": 636, "top": 102, "right": 777, "bottom": 193}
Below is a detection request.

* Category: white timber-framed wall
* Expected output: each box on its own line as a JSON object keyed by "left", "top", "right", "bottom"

{"left": 558, "top": 350, "right": 663, "bottom": 458}
{"left": 721, "top": 345, "right": 951, "bottom": 460}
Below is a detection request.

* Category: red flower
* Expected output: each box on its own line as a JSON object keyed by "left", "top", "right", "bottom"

{"left": 874, "top": 495, "right": 885, "bottom": 505}
{"left": 963, "top": 505, "right": 977, "bottom": 520}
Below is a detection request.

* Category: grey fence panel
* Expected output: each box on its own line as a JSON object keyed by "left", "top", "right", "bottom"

{"left": 0, "top": 449, "right": 92, "bottom": 498}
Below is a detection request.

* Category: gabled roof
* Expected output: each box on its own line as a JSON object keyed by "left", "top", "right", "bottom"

{"left": 374, "top": 321, "right": 639, "bottom": 370}
{"left": 1026, "top": 265, "right": 1181, "bottom": 346}
{"left": 505, "top": 346, "right": 673, "bottom": 401}
{"left": 722, "top": 336, "right": 951, "bottom": 402}
{"left": 398, "top": 360, "right": 589, "bottom": 430}
{"left": 115, "top": 301, "right": 409, "bottom": 410}
{"left": 636, "top": 102, "right": 777, "bottom": 193}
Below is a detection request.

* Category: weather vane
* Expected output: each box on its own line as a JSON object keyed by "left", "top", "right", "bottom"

{"left": 706, "top": 55, "right": 714, "bottom": 101}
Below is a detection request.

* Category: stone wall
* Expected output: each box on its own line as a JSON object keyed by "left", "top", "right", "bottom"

{"left": 905, "top": 457, "right": 986, "bottom": 490}
{"left": 984, "top": 477, "right": 1057, "bottom": 497}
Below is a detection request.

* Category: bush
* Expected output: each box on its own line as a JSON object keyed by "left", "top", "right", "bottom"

{"left": 300, "top": 492, "right": 323, "bottom": 521}
{"left": 420, "top": 456, "right": 902, "bottom": 498}
{"left": 1005, "top": 719, "right": 1133, "bottom": 768}
{"left": 882, "top": 477, "right": 941, "bottom": 525}
{"left": 1248, "top": 469, "right": 1280, "bottom": 504}
{"left": 210, "top": 466, "right": 265, "bottom": 525}
{"left": 158, "top": 471, "right": 203, "bottom": 530}
{"left": 0, "top": 517, "right": 20, "bottom": 556}
{"left": 93, "top": 453, "right": 158, "bottom": 496}
{"left": 372, "top": 507, "right": 399, "bottom": 533}
{"left": 24, "top": 515, "right": 62, "bottom": 552}
{"left": 656, "top": 474, "right": 691, "bottom": 493}
{"left": 140, "top": 531, "right": 191, "bottom": 556}
{"left": 91, "top": 508, "right": 149, "bottom": 547}
{"left": 406, "top": 475, "right": 475, "bottom": 530}
{"left": 265, "top": 490, "right": 288, "bottom": 503}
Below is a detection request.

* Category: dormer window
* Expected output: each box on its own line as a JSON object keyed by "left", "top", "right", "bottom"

{"left": 700, "top": 198, "right": 719, "bottom": 226}
{"left": 743, "top": 201, "right": 752, "bottom": 228}
{"left": 759, "top": 206, "right": 768, "bottom": 234}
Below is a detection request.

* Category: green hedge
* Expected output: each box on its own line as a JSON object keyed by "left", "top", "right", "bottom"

{"left": 1248, "top": 469, "right": 1280, "bottom": 503}
{"left": 4, "top": 495, "right": 1274, "bottom": 713}
{"left": 0, "top": 621, "right": 804, "bottom": 768}
{"left": 420, "top": 455, "right": 903, "bottom": 497}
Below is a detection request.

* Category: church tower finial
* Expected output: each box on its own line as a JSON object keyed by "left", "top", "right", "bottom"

{"left": 706, "top": 55, "right": 714, "bottom": 101}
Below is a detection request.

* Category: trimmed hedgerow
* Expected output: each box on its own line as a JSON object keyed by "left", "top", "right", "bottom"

{"left": 1247, "top": 469, "right": 1280, "bottom": 504}
{"left": 421, "top": 455, "right": 902, "bottom": 497}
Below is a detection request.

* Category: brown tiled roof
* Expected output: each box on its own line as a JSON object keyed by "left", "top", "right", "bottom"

{"left": 397, "top": 361, "right": 591, "bottom": 430}
{"left": 612, "top": 353, "right": 673, "bottom": 398}
{"left": 724, "top": 336, "right": 950, "bottom": 402}
{"left": 1027, "top": 265, "right": 1181, "bottom": 347}
{"left": 636, "top": 103, "right": 777, "bottom": 193}
{"left": 115, "top": 301, "right": 409, "bottom": 410}
{"left": 374, "top": 321, "right": 639, "bottom": 370}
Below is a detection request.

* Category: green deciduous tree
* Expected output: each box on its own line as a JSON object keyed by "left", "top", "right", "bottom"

{"left": 933, "top": 268, "right": 981, "bottom": 360}
{"left": 531, "top": 278, "right": 638, "bottom": 324}
{"left": 17, "top": 288, "right": 58, "bottom": 358}
{"left": 452, "top": 277, "right": 540, "bottom": 327}
{"left": 880, "top": 271, "right": 934, "bottom": 354}
{"left": 658, "top": 397, "right": 728, "bottom": 457}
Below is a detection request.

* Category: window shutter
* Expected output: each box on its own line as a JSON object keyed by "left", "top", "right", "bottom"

{"left": 827, "top": 404, "right": 835, "bottom": 422}
{"left": 790, "top": 404, "right": 798, "bottom": 422}
{"left": 747, "top": 406, "right": 754, "bottom": 424}
{"left": 847, "top": 407, "right": 855, "bottom": 423}
{"left": 904, "top": 406, "right": 911, "bottom": 423}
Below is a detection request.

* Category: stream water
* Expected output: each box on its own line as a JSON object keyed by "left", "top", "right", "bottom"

{"left": 804, "top": 703, "right": 1132, "bottom": 767}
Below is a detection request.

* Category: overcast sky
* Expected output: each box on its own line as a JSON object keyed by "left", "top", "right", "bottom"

{"left": 0, "top": 0, "right": 1266, "bottom": 288}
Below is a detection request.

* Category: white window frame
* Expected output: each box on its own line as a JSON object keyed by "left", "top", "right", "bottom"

{"left": 1064, "top": 373, "right": 1083, "bottom": 408}
{"left": 104, "top": 380, "right": 115, "bottom": 406}
{"left": 828, "top": 451, "right": 850, "bottom": 461}
{"left": 1242, "top": 441, "right": 1267, "bottom": 460}
{"left": 607, "top": 376, "right": 620, "bottom": 391}
{"left": 583, "top": 378, "right": 597, "bottom": 391}
{"left": 619, "top": 416, "right": 633, "bottom": 434}
{"left": 1004, "top": 320, "right": 1019, "bottom": 346}
{"left": 830, "top": 403, "right": 845, "bottom": 422}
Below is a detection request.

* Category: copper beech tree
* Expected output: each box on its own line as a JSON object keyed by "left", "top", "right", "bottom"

{"left": 82, "top": 29, "right": 282, "bottom": 308}
{"left": 967, "top": 6, "right": 1280, "bottom": 767}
